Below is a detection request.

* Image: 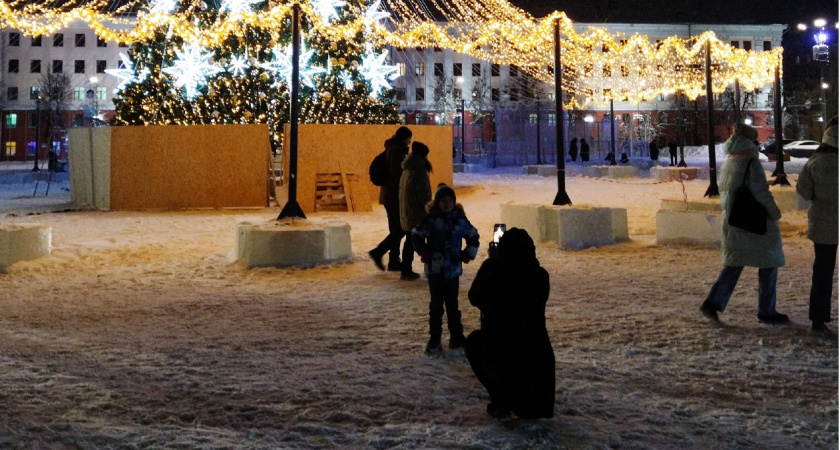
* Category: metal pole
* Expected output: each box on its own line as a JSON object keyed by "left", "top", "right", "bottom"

{"left": 536, "top": 99, "right": 542, "bottom": 164}
{"left": 460, "top": 98, "right": 466, "bottom": 164}
{"left": 771, "top": 64, "right": 790, "bottom": 185}
{"left": 277, "top": 4, "right": 306, "bottom": 219}
{"left": 552, "top": 18, "right": 571, "bottom": 205}
{"left": 734, "top": 78, "right": 741, "bottom": 124}
{"left": 677, "top": 90, "right": 687, "bottom": 167}
{"left": 820, "top": 64, "right": 827, "bottom": 131}
{"left": 609, "top": 99, "right": 616, "bottom": 165}
{"left": 31, "top": 98, "right": 40, "bottom": 172}
{"left": 704, "top": 40, "right": 719, "bottom": 197}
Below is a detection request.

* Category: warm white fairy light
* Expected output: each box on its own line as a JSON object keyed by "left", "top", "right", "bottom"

{"left": 105, "top": 52, "right": 150, "bottom": 93}
{"left": 259, "top": 42, "right": 327, "bottom": 89}
{"left": 161, "top": 42, "right": 224, "bottom": 98}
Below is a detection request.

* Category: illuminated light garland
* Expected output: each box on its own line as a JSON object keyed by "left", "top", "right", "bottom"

{"left": 105, "top": 52, "right": 151, "bottom": 93}
{"left": 161, "top": 41, "right": 225, "bottom": 98}
{"left": 0, "top": 1, "right": 782, "bottom": 108}
{"left": 358, "top": 45, "right": 399, "bottom": 96}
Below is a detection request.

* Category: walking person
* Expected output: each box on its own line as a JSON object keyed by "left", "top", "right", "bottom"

{"left": 568, "top": 137, "right": 579, "bottom": 162}
{"left": 369, "top": 126, "right": 412, "bottom": 272}
{"left": 668, "top": 139, "right": 678, "bottom": 166}
{"left": 579, "top": 138, "right": 590, "bottom": 162}
{"left": 398, "top": 142, "right": 433, "bottom": 281}
{"left": 411, "top": 184, "right": 480, "bottom": 355}
{"left": 466, "top": 228, "right": 555, "bottom": 420}
{"left": 796, "top": 119, "right": 838, "bottom": 337}
{"left": 699, "top": 124, "right": 788, "bottom": 325}
{"left": 649, "top": 138, "right": 660, "bottom": 161}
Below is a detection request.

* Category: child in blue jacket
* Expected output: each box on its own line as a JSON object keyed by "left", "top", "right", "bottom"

{"left": 411, "top": 184, "right": 480, "bottom": 354}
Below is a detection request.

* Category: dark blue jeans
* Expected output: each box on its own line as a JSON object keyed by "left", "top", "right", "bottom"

{"left": 810, "top": 243, "right": 837, "bottom": 324}
{"left": 427, "top": 274, "right": 463, "bottom": 340}
{"left": 705, "top": 266, "right": 778, "bottom": 316}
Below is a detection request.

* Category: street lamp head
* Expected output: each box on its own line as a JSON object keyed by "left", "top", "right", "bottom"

{"left": 798, "top": 23, "right": 808, "bottom": 31}
{"left": 815, "top": 31, "right": 828, "bottom": 45}
{"left": 814, "top": 19, "right": 827, "bottom": 28}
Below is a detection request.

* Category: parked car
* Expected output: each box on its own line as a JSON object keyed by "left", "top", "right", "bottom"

{"left": 783, "top": 140, "right": 820, "bottom": 158}
{"left": 760, "top": 139, "right": 793, "bottom": 159}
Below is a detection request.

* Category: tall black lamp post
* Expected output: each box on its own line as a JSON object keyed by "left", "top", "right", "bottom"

{"left": 552, "top": 18, "right": 571, "bottom": 206}
{"left": 460, "top": 98, "right": 467, "bottom": 164}
{"left": 277, "top": 3, "right": 306, "bottom": 220}
{"left": 31, "top": 96, "right": 41, "bottom": 172}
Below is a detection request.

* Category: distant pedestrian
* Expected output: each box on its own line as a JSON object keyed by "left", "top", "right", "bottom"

{"left": 619, "top": 152, "right": 630, "bottom": 164}
{"left": 649, "top": 139, "right": 660, "bottom": 160}
{"left": 796, "top": 119, "right": 838, "bottom": 338}
{"left": 398, "top": 142, "right": 433, "bottom": 281}
{"left": 579, "top": 138, "right": 590, "bottom": 162}
{"left": 466, "top": 228, "right": 555, "bottom": 420}
{"left": 412, "top": 184, "right": 480, "bottom": 355}
{"left": 699, "top": 124, "right": 788, "bottom": 325}
{"left": 668, "top": 140, "right": 678, "bottom": 166}
{"left": 369, "top": 126, "right": 412, "bottom": 272}
{"left": 569, "top": 138, "right": 579, "bottom": 162}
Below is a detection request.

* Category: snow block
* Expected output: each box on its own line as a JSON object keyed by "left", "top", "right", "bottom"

{"left": 522, "top": 165, "right": 561, "bottom": 177}
{"left": 651, "top": 166, "right": 699, "bottom": 181}
{"left": 499, "top": 202, "right": 544, "bottom": 241}
{"left": 611, "top": 208, "right": 629, "bottom": 241}
{"left": 607, "top": 166, "right": 636, "bottom": 178}
{"left": 236, "top": 219, "right": 352, "bottom": 268}
{"left": 0, "top": 223, "right": 51, "bottom": 268}
{"left": 656, "top": 210, "right": 721, "bottom": 246}
{"left": 541, "top": 206, "right": 615, "bottom": 249}
{"left": 768, "top": 185, "right": 802, "bottom": 213}
{"left": 659, "top": 197, "right": 721, "bottom": 212}
{"left": 453, "top": 163, "right": 482, "bottom": 173}
{"left": 584, "top": 166, "right": 609, "bottom": 177}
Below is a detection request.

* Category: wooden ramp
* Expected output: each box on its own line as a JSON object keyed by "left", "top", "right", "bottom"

{"left": 314, "top": 171, "right": 372, "bottom": 212}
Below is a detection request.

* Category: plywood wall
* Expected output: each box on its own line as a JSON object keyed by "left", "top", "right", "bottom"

{"left": 282, "top": 124, "right": 454, "bottom": 214}
{"left": 68, "top": 124, "right": 270, "bottom": 210}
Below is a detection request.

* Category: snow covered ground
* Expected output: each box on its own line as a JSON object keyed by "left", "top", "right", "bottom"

{"left": 0, "top": 151, "right": 836, "bottom": 449}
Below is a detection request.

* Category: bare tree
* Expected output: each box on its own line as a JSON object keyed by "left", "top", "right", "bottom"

{"left": 432, "top": 75, "right": 455, "bottom": 124}
{"left": 38, "top": 72, "right": 72, "bottom": 146}
{"left": 470, "top": 68, "right": 492, "bottom": 123}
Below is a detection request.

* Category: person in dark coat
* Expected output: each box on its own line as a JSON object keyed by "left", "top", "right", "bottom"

{"left": 398, "top": 142, "right": 433, "bottom": 281}
{"left": 369, "top": 126, "right": 412, "bottom": 272}
{"left": 668, "top": 139, "right": 678, "bottom": 166}
{"left": 465, "top": 228, "right": 555, "bottom": 420}
{"left": 649, "top": 139, "right": 660, "bottom": 160}
{"left": 568, "top": 138, "right": 579, "bottom": 162}
{"left": 619, "top": 152, "right": 630, "bottom": 163}
{"left": 579, "top": 138, "right": 590, "bottom": 162}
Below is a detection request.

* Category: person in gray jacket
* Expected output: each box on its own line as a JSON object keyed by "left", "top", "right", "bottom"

{"left": 796, "top": 119, "right": 838, "bottom": 337}
{"left": 700, "top": 124, "right": 788, "bottom": 325}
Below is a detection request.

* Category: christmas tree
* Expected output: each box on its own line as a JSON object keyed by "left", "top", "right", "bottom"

{"left": 108, "top": 0, "right": 402, "bottom": 155}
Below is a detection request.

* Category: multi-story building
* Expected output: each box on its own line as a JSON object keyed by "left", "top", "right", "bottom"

{"left": 0, "top": 20, "right": 125, "bottom": 162}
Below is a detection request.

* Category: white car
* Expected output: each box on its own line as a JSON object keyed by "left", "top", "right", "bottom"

{"left": 783, "top": 140, "right": 820, "bottom": 158}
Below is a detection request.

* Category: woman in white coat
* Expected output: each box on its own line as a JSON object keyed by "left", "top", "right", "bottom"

{"left": 700, "top": 124, "right": 788, "bottom": 325}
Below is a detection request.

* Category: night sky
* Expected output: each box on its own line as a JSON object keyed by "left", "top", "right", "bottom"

{"left": 510, "top": 0, "right": 838, "bottom": 26}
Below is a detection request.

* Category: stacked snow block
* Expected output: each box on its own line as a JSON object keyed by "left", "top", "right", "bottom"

{"left": 236, "top": 219, "right": 352, "bottom": 268}
{"left": 522, "top": 165, "right": 564, "bottom": 177}
{"left": 499, "top": 202, "right": 628, "bottom": 250}
{"left": 656, "top": 198, "right": 721, "bottom": 246}
{"left": 584, "top": 166, "right": 610, "bottom": 177}
{"left": 768, "top": 185, "right": 807, "bottom": 213}
{"left": 0, "top": 223, "right": 51, "bottom": 268}
{"left": 607, "top": 166, "right": 636, "bottom": 178}
{"left": 650, "top": 166, "right": 699, "bottom": 181}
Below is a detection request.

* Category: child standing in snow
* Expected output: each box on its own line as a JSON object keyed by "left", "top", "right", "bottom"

{"left": 411, "top": 184, "right": 480, "bottom": 355}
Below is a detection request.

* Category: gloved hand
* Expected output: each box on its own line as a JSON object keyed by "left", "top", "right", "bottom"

{"left": 418, "top": 250, "right": 431, "bottom": 263}
{"left": 460, "top": 249, "right": 473, "bottom": 264}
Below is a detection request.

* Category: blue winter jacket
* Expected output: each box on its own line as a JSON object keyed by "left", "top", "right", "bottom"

{"left": 411, "top": 203, "right": 480, "bottom": 279}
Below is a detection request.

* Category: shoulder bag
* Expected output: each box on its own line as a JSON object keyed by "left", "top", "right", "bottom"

{"left": 727, "top": 158, "right": 768, "bottom": 235}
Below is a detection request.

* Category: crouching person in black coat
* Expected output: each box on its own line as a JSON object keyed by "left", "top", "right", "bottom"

{"left": 465, "top": 228, "right": 555, "bottom": 419}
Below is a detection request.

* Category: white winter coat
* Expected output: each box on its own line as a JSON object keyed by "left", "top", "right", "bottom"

{"left": 718, "top": 154, "right": 785, "bottom": 268}
{"left": 796, "top": 148, "right": 838, "bottom": 245}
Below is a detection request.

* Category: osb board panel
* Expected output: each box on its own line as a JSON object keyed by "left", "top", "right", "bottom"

{"left": 106, "top": 124, "right": 270, "bottom": 210}
{"left": 283, "top": 124, "right": 453, "bottom": 214}
{"left": 68, "top": 127, "right": 112, "bottom": 209}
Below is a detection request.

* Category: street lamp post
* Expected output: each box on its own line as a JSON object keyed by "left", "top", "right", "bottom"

{"left": 800, "top": 19, "right": 832, "bottom": 131}
{"left": 31, "top": 96, "right": 41, "bottom": 172}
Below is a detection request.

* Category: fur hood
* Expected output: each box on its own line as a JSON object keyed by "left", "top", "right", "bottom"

{"left": 426, "top": 201, "right": 466, "bottom": 215}
{"left": 401, "top": 152, "right": 429, "bottom": 172}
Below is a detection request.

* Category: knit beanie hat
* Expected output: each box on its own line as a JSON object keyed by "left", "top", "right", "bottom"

{"left": 434, "top": 183, "right": 455, "bottom": 205}
{"left": 395, "top": 126, "right": 412, "bottom": 141}
{"left": 412, "top": 141, "right": 430, "bottom": 156}
{"left": 822, "top": 125, "right": 838, "bottom": 148}
{"left": 724, "top": 123, "right": 759, "bottom": 155}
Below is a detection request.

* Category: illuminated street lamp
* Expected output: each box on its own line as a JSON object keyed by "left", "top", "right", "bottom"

{"left": 799, "top": 18, "right": 831, "bottom": 129}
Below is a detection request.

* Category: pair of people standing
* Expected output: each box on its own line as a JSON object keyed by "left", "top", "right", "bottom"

{"left": 369, "top": 126, "right": 426, "bottom": 281}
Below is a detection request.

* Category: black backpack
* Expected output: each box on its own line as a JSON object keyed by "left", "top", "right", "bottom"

{"left": 369, "top": 149, "right": 390, "bottom": 186}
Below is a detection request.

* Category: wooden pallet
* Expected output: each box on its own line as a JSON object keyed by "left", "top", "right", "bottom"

{"left": 315, "top": 171, "right": 372, "bottom": 212}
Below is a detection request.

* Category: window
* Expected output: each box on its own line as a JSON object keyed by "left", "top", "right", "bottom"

{"left": 415, "top": 63, "right": 424, "bottom": 76}
{"left": 74, "top": 87, "right": 86, "bottom": 101}
{"left": 6, "top": 87, "right": 17, "bottom": 101}
{"left": 29, "top": 87, "right": 41, "bottom": 100}
{"left": 8, "top": 60, "right": 18, "bottom": 73}
{"left": 434, "top": 63, "right": 443, "bottom": 77}
{"left": 8, "top": 32, "right": 19, "bottom": 46}
{"left": 96, "top": 60, "right": 106, "bottom": 73}
{"left": 95, "top": 87, "right": 106, "bottom": 101}
{"left": 529, "top": 113, "right": 537, "bottom": 124}
{"left": 491, "top": 88, "right": 500, "bottom": 101}
{"left": 52, "top": 60, "right": 63, "bottom": 74}
{"left": 5, "top": 113, "right": 17, "bottom": 128}
{"left": 118, "top": 42, "right": 128, "bottom": 48}
{"left": 96, "top": 36, "right": 107, "bottom": 47}
{"left": 453, "top": 63, "right": 462, "bottom": 77}
{"left": 473, "top": 138, "right": 483, "bottom": 152}
{"left": 655, "top": 40, "right": 662, "bottom": 50}
{"left": 395, "top": 88, "right": 406, "bottom": 101}
{"left": 75, "top": 60, "right": 85, "bottom": 74}
{"left": 396, "top": 62, "right": 406, "bottom": 76}
{"left": 656, "top": 94, "right": 664, "bottom": 102}
{"left": 658, "top": 111, "right": 668, "bottom": 124}
{"left": 763, "top": 41, "right": 772, "bottom": 51}
{"left": 415, "top": 113, "right": 424, "bottom": 125}
{"left": 31, "top": 36, "right": 41, "bottom": 47}
{"left": 742, "top": 40, "right": 752, "bottom": 51}
{"left": 622, "top": 113, "right": 631, "bottom": 124}
{"left": 602, "top": 65, "right": 611, "bottom": 77}
{"left": 510, "top": 66, "right": 518, "bottom": 77}
{"left": 433, "top": 47, "right": 442, "bottom": 52}
{"left": 415, "top": 88, "right": 424, "bottom": 101}
{"left": 491, "top": 64, "right": 500, "bottom": 76}
{"left": 602, "top": 43, "right": 609, "bottom": 53}
{"left": 5, "top": 142, "right": 15, "bottom": 155}
{"left": 53, "top": 33, "right": 63, "bottom": 47}
{"left": 453, "top": 88, "right": 462, "bottom": 100}
{"left": 472, "top": 63, "right": 481, "bottom": 76}
{"left": 509, "top": 88, "right": 518, "bottom": 102}
{"left": 730, "top": 41, "right": 739, "bottom": 49}
{"left": 117, "top": 58, "right": 126, "bottom": 69}
{"left": 29, "top": 111, "right": 38, "bottom": 127}
{"left": 75, "top": 33, "right": 85, "bottom": 47}
{"left": 547, "top": 113, "right": 556, "bottom": 126}
{"left": 621, "top": 65, "right": 630, "bottom": 77}
{"left": 30, "top": 60, "right": 41, "bottom": 73}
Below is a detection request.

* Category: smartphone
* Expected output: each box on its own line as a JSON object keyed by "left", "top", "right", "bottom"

{"left": 492, "top": 223, "right": 506, "bottom": 244}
